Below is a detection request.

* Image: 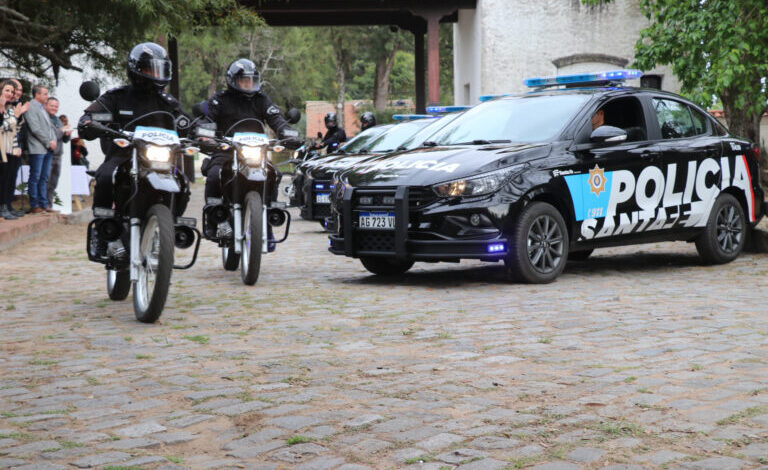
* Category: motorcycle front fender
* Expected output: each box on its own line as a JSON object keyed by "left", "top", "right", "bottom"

{"left": 146, "top": 172, "right": 181, "bottom": 192}
{"left": 241, "top": 166, "right": 267, "bottom": 182}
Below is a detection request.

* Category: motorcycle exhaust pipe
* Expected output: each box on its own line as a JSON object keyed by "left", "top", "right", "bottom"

{"left": 267, "top": 208, "right": 287, "bottom": 227}
{"left": 174, "top": 225, "right": 196, "bottom": 249}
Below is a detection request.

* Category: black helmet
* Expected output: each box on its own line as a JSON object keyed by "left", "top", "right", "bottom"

{"left": 360, "top": 111, "right": 376, "bottom": 130}
{"left": 226, "top": 59, "right": 261, "bottom": 97}
{"left": 324, "top": 112, "right": 338, "bottom": 129}
{"left": 127, "top": 42, "right": 172, "bottom": 91}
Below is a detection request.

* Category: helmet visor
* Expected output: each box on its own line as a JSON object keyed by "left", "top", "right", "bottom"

{"left": 235, "top": 72, "right": 260, "bottom": 93}
{"left": 138, "top": 58, "right": 172, "bottom": 81}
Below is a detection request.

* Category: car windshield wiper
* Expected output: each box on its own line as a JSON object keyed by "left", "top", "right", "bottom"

{"left": 455, "top": 139, "right": 513, "bottom": 145}
{"left": 422, "top": 141, "right": 438, "bottom": 147}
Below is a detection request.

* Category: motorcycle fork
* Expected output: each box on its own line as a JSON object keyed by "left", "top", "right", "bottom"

{"left": 232, "top": 157, "right": 243, "bottom": 255}
{"left": 261, "top": 158, "right": 268, "bottom": 254}
{"left": 129, "top": 150, "right": 141, "bottom": 282}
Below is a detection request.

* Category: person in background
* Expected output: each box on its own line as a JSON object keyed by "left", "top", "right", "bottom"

{"left": 316, "top": 112, "right": 346, "bottom": 152}
{"left": 25, "top": 85, "right": 57, "bottom": 214}
{"left": 70, "top": 137, "right": 89, "bottom": 168}
{"left": 360, "top": 111, "right": 376, "bottom": 132}
{"left": 3, "top": 80, "right": 28, "bottom": 217}
{"left": 0, "top": 80, "right": 23, "bottom": 219}
{"left": 45, "top": 97, "right": 71, "bottom": 212}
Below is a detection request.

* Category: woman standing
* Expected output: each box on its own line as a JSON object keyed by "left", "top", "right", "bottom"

{"left": 0, "top": 80, "right": 24, "bottom": 219}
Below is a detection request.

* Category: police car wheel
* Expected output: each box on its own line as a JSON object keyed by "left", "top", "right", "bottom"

{"left": 505, "top": 201, "right": 569, "bottom": 283}
{"left": 360, "top": 257, "right": 414, "bottom": 276}
{"left": 695, "top": 193, "right": 746, "bottom": 265}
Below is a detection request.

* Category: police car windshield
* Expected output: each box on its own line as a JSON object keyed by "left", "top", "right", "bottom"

{"left": 397, "top": 113, "right": 461, "bottom": 150}
{"left": 340, "top": 126, "right": 389, "bottom": 153}
{"left": 362, "top": 119, "right": 435, "bottom": 153}
{"left": 430, "top": 94, "right": 590, "bottom": 145}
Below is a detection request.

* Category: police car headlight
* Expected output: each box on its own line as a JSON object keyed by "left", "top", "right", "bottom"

{"left": 240, "top": 146, "right": 265, "bottom": 166}
{"left": 143, "top": 145, "right": 172, "bottom": 170}
{"left": 432, "top": 165, "right": 524, "bottom": 197}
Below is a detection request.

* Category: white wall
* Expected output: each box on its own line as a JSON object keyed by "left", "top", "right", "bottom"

{"left": 453, "top": 8, "right": 483, "bottom": 105}
{"left": 453, "top": 0, "right": 680, "bottom": 102}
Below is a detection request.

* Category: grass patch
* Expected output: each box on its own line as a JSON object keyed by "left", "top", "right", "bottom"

{"left": 58, "top": 440, "right": 83, "bottom": 448}
{"left": 287, "top": 435, "right": 310, "bottom": 445}
{"left": 690, "top": 364, "right": 703, "bottom": 371}
{"left": 103, "top": 466, "right": 141, "bottom": 470}
{"left": 404, "top": 455, "right": 433, "bottom": 464}
{"left": 624, "top": 376, "right": 637, "bottom": 383}
{"left": 591, "top": 420, "right": 644, "bottom": 438}
{"left": 716, "top": 406, "right": 767, "bottom": 426}
{"left": 636, "top": 387, "right": 652, "bottom": 394}
{"left": 135, "top": 354, "right": 153, "bottom": 360}
{"left": 749, "top": 388, "right": 768, "bottom": 396}
{"left": 537, "top": 336, "right": 553, "bottom": 344}
{"left": 28, "top": 359, "right": 58, "bottom": 366}
{"left": 165, "top": 456, "right": 183, "bottom": 464}
{"left": 183, "top": 335, "right": 209, "bottom": 344}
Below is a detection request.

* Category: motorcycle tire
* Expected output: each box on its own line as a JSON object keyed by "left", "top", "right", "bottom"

{"left": 107, "top": 269, "right": 130, "bottom": 301}
{"left": 133, "top": 204, "right": 175, "bottom": 323}
{"left": 241, "top": 191, "right": 263, "bottom": 286}
{"left": 221, "top": 242, "right": 240, "bottom": 271}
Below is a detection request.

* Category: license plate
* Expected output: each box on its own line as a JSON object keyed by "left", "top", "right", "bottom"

{"left": 315, "top": 193, "right": 330, "bottom": 204}
{"left": 359, "top": 211, "right": 395, "bottom": 230}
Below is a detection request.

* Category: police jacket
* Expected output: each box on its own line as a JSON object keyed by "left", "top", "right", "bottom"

{"left": 78, "top": 85, "right": 188, "bottom": 161}
{"left": 207, "top": 89, "right": 294, "bottom": 139}
{"left": 322, "top": 126, "right": 347, "bottom": 151}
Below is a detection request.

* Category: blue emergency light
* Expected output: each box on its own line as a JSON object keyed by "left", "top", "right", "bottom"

{"left": 524, "top": 69, "right": 643, "bottom": 88}
{"left": 392, "top": 114, "right": 438, "bottom": 121}
{"left": 426, "top": 105, "right": 471, "bottom": 114}
{"left": 478, "top": 93, "right": 513, "bottom": 102}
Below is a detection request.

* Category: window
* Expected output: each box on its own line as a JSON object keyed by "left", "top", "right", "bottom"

{"left": 653, "top": 98, "right": 695, "bottom": 139}
{"left": 578, "top": 96, "right": 647, "bottom": 143}
{"left": 690, "top": 107, "right": 708, "bottom": 135}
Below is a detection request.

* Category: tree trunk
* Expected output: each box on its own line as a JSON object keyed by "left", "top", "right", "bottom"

{"left": 721, "top": 86, "right": 767, "bottom": 187}
{"left": 330, "top": 29, "right": 346, "bottom": 130}
{"left": 373, "top": 46, "right": 398, "bottom": 111}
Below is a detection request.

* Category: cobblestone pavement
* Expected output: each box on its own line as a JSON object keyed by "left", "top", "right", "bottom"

{"left": 1, "top": 182, "right": 768, "bottom": 470}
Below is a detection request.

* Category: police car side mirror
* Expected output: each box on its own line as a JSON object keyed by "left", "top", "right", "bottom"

{"left": 285, "top": 108, "right": 301, "bottom": 124}
{"left": 79, "top": 81, "right": 100, "bottom": 102}
{"left": 590, "top": 125, "right": 627, "bottom": 144}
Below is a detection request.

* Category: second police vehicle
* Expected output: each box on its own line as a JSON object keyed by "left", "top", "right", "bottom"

{"left": 327, "top": 70, "right": 765, "bottom": 283}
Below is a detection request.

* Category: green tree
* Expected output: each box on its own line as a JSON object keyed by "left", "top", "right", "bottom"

{"left": 585, "top": 0, "right": 768, "bottom": 149}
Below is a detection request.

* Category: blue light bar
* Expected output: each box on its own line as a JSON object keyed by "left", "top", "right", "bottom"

{"left": 392, "top": 114, "right": 437, "bottom": 121}
{"left": 479, "top": 93, "right": 513, "bottom": 102}
{"left": 426, "top": 105, "right": 471, "bottom": 114}
{"left": 314, "top": 184, "right": 325, "bottom": 189}
{"left": 524, "top": 69, "right": 643, "bottom": 88}
{"left": 487, "top": 243, "right": 506, "bottom": 253}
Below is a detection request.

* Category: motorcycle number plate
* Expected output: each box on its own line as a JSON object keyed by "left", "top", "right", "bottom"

{"left": 315, "top": 193, "right": 330, "bottom": 204}
{"left": 247, "top": 168, "right": 263, "bottom": 180}
{"left": 358, "top": 211, "right": 395, "bottom": 230}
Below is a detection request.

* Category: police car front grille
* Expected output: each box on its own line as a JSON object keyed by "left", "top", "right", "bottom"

{"left": 356, "top": 231, "right": 395, "bottom": 253}
{"left": 353, "top": 187, "right": 435, "bottom": 210}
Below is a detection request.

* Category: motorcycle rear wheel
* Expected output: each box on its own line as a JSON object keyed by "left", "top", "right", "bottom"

{"left": 133, "top": 204, "right": 174, "bottom": 323}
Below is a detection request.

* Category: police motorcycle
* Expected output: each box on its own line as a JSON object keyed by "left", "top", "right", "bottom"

{"left": 196, "top": 117, "right": 297, "bottom": 285}
{"left": 79, "top": 82, "right": 201, "bottom": 323}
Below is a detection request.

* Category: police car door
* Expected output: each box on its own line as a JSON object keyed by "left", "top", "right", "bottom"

{"left": 648, "top": 97, "right": 723, "bottom": 231}
{"left": 567, "top": 95, "right": 658, "bottom": 242}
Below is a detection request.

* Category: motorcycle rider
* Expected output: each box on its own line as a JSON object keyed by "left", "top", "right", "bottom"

{"left": 360, "top": 111, "right": 376, "bottom": 132}
{"left": 315, "top": 112, "right": 346, "bottom": 152}
{"left": 202, "top": 58, "right": 299, "bottom": 245}
{"left": 78, "top": 42, "right": 190, "bottom": 256}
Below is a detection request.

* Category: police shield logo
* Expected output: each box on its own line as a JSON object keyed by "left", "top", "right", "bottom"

{"left": 588, "top": 164, "right": 606, "bottom": 196}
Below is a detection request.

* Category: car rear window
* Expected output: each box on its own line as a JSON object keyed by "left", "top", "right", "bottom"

{"left": 653, "top": 98, "right": 696, "bottom": 139}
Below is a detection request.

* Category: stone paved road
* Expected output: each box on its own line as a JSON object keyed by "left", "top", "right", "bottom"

{"left": 1, "top": 182, "right": 767, "bottom": 469}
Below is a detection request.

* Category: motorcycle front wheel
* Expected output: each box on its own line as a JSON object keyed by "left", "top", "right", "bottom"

{"left": 133, "top": 204, "right": 174, "bottom": 323}
{"left": 241, "top": 191, "right": 263, "bottom": 286}
{"left": 107, "top": 269, "right": 130, "bottom": 301}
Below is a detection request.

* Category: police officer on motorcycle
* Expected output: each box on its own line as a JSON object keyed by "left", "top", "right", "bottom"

{"left": 79, "top": 42, "right": 190, "bottom": 254}
{"left": 203, "top": 58, "right": 298, "bottom": 205}
{"left": 315, "top": 112, "right": 346, "bottom": 152}
{"left": 360, "top": 111, "right": 376, "bottom": 132}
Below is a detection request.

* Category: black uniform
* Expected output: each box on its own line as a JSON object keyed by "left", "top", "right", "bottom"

{"left": 78, "top": 85, "right": 188, "bottom": 210}
{"left": 203, "top": 89, "right": 294, "bottom": 201}
{"left": 321, "top": 126, "right": 347, "bottom": 152}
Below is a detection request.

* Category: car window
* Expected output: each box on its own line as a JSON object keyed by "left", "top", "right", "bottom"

{"left": 689, "top": 107, "right": 708, "bottom": 135}
{"left": 399, "top": 113, "right": 461, "bottom": 150}
{"left": 592, "top": 96, "right": 648, "bottom": 142}
{"left": 430, "top": 94, "right": 590, "bottom": 145}
{"left": 341, "top": 125, "right": 390, "bottom": 153}
{"left": 364, "top": 119, "right": 434, "bottom": 153}
{"left": 653, "top": 98, "right": 696, "bottom": 139}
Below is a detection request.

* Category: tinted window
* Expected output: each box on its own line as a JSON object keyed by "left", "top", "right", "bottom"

{"left": 364, "top": 119, "right": 434, "bottom": 153}
{"left": 653, "top": 98, "right": 695, "bottom": 139}
{"left": 689, "top": 107, "right": 708, "bottom": 135}
{"left": 399, "top": 113, "right": 462, "bottom": 150}
{"left": 430, "top": 94, "right": 590, "bottom": 145}
{"left": 341, "top": 126, "right": 390, "bottom": 153}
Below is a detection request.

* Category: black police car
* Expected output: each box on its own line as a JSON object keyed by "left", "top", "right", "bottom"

{"left": 328, "top": 70, "right": 765, "bottom": 283}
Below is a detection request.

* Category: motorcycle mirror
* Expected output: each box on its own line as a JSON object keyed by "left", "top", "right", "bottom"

{"left": 285, "top": 108, "right": 301, "bottom": 124}
{"left": 79, "top": 81, "right": 100, "bottom": 102}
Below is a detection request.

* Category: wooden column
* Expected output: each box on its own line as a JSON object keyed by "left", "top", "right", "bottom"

{"left": 414, "top": 31, "right": 426, "bottom": 114}
{"left": 425, "top": 13, "right": 440, "bottom": 106}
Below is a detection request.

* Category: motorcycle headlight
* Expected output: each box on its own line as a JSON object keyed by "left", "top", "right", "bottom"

{"left": 143, "top": 145, "right": 172, "bottom": 170}
{"left": 432, "top": 165, "right": 525, "bottom": 198}
{"left": 240, "top": 146, "right": 265, "bottom": 166}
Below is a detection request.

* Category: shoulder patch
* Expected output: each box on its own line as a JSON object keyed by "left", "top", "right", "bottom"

{"left": 267, "top": 105, "right": 280, "bottom": 115}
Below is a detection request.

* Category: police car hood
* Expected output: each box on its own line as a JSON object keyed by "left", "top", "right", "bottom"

{"left": 343, "top": 143, "right": 550, "bottom": 187}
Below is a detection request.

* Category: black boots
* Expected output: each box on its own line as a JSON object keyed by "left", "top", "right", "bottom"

{"left": 0, "top": 204, "right": 18, "bottom": 220}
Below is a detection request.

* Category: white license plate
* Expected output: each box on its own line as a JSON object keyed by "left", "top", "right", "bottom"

{"left": 359, "top": 211, "right": 395, "bottom": 230}
{"left": 315, "top": 193, "right": 330, "bottom": 204}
